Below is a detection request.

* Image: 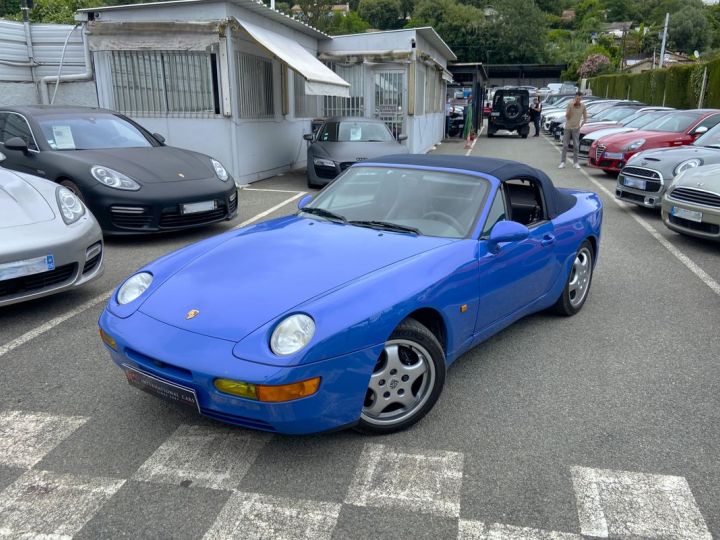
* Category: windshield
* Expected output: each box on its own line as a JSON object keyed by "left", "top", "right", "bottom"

{"left": 623, "top": 110, "right": 666, "bottom": 128}
{"left": 643, "top": 112, "right": 700, "bottom": 133}
{"left": 586, "top": 101, "right": 617, "bottom": 115}
{"left": 694, "top": 122, "right": 720, "bottom": 148}
{"left": 595, "top": 107, "right": 638, "bottom": 122}
{"left": 303, "top": 166, "right": 489, "bottom": 239}
{"left": 318, "top": 121, "right": 394, "bottom": 143}
{"left": 36, "top": 113, "right": 153, "bottom": 150}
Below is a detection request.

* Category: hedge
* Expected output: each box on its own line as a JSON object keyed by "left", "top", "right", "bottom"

{"left": 588, "top": 57, "right": 720, "bottom": 109}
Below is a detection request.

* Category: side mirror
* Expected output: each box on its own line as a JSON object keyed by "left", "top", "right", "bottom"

{"left": 152, "top": 133, "right": 166, "bottom": 144}
{"left": 5, "top": 137, "right": 28, "bottom": 153}
{"left": 487, "top": 221, "right": 529, "bottom": 252}
{"left": 303, "top": 133, "right": 314, "bottom": 142}
{"left": 692, "top": 126, "right": 708, "bottom": 137}
{"left": 397, "top": 134, "right": 408, "bottom": 142}
{"left": 0, "top": 151, "right": 5, "bottom": 162}
{"left": 297, "top": 194, "right": 313, "bottom": 209}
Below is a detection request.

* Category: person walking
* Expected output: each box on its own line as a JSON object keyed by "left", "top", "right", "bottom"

{"left": 530, "top": 96, "right": 542, "bottom": 137}
{"left": 559, "top": 92, "right": 587, "bottom": 169}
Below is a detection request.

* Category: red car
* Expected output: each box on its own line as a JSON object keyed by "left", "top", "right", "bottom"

{"left": 588, "top": 109, "right": 720, "bottom": 174}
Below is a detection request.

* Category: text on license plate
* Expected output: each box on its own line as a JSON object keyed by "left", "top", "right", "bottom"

{"left": 622, "top": 176, "right": 646, "bottom": 190}
{"left": 122, "top": 364, "right": 200, "bottom": 412}
{"left": 671, "top": 206, "right": 702, "bottom": 223}
{"left": 182, "top": 200, "right": 216, "bottom": 214}
{"left": 605, "top": 152, "right": 624, "bottom": 159}
{"left": 0, "top": 254, "right": 54, "bottom": 282}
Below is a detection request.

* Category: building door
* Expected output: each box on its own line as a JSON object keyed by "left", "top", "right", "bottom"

{"left": 374, "top": 71, "right": 405, "bottom": 139}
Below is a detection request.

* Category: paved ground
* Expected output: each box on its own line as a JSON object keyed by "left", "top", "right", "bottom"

{"left": 1, "top": 133, "right": 719, "bottom": 539}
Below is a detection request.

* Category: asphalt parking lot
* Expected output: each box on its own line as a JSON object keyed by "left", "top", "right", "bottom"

{"left": 1, "top": 133, "right": 719, "bottom": 539}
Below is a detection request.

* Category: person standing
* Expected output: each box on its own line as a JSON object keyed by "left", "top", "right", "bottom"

{"left": 445, "top": 98, "right": 453, "bottom": 138}
{"left": 530, "top": 96, "right": 542, "bottom": 137}
{"left": 559, "top": 92, "right": 587, "bottom": 169}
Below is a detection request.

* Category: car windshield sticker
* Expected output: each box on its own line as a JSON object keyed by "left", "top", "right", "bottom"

{"left": 52, "top": 125, "right": 76, "bottom": 150}
{"left": 350, "top": 127, "right": 362, "bottom": 141}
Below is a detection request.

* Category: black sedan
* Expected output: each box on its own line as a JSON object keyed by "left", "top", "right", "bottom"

{"left": 0, "top": 106, "right": 238, "bottom": 234}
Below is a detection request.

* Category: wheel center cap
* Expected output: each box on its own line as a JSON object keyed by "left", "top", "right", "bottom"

{"left": 389, "top": 379, "right": 399, "bottom": 389}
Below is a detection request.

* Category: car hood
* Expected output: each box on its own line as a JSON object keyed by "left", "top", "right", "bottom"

{"left": 0, "top": 170, "right": 55, "bottom": 228}
{"left": 311, "top": 141, "right": 408, "bottom": 162}
{"left": 60, "top": 146, "right": 216, "bottom": 183}
{"left": 630, "top": 145, "right": 720, "bottom": 163}
{"left": 600, "top": 130, "right": 682, "bottom": 150}
{"left": 138, "top": 217, "right": 453, "bottom": 342}
{"left": 585, "top": 127, "right": 635, "bottom": 141}
{"left": 582, "top": 121, "right": 620, "bottom": 134}
{"left": 672, "top": 163, "right": 720, "bottom": 190}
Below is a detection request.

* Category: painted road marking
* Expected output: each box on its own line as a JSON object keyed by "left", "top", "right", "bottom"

{"left": 0, "top": 469, "right": 124, "bottom": 538}
{"left": 234, "top": 191, "right": 306, "bottom": 229}
{"left": 571, "top": 466, "right": 711, "bottom": 539}
{"left": 204, "top": 492, "right": 341, "bottom": 540}
{"left": 544, "top": 135, "right": 720, "bottom": 297}
{"left": 465, "top": 126, "right": 485, "bottom": 156}
{"left": 0, "top": 410, "right": 87, "bottom": 469}
{"left": 345, "top": 443, "right": 464, "bottom": 518}
{"left": 241, "top": 187, "right": 303, "bottom": 194}
{"left": 458, "top": 520, "right": 582, "bottom": 540}
{"left": 0, "top": 194, "right": 305, "bottom": 360}
{"left": 133, "top": 424, "right": 271, "bottom": 491}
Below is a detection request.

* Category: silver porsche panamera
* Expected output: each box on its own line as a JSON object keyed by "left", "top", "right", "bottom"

{"left": 0, "top": 153, "right": 103, "bottom": 307}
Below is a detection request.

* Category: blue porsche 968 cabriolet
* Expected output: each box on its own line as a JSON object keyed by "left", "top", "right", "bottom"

{"left": 99, "top": 155, "right": 603, "bottom": 434}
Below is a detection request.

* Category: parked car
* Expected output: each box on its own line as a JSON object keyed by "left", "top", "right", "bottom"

{"left": 305, "top": 117, "right": 408, "bottom": 189}
{"left": 549, "top": 100, "right": 635, "bottom": 140}
{"left": 0, "top": 155, "right": 103, "bottom": 307}
{"left": 98, "top": 155, "right": 603, "bottom": 435}
{"left": 542, "top": 97, "right": 607, "bottom": 132}
{"left": 0, "top": 106, "right": 238, "bottom": 235}
{"left": 662, "top": 163, "right": 720, "bottom": 241}
{"left": 488, "top": 88, "right": 531, "bottom": 138}
{"left": 616, "top": 121, "right": 720, "bottom": 209}
{"left": 578, "top": 109, "right": 675, "bottom": 159}
{"left": 448, "top": 106, "right": 465, "bottom": 137}
{"left": 588, "top": 109, "right": 720, "bottom": 175}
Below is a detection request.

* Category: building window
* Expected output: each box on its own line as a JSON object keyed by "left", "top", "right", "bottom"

{"left": 425, "top": 66, "right": 436, "bottom": 114}
{"left": 294, "top": 71, "right": 319, "bottom": 118}
{"left": 109, "top": 50, "right": 219, "bottom": 117}
{"left": 415, "top": 63, "right": 425, "bottom": 116}
{"left": 324, "top": 62, "right": 364, "bottom": 117}
{"left": 237, "top": 52, "right": 275, "bottom": 119}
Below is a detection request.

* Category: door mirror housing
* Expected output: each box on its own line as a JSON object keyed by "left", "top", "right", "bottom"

{"left": 487, "top": 220, "right": 529, "bottom": 252}
{"left": 297, "top": 194, "right": 313, "bottom": 210}
{"left": 4, "top": 137, "right": 29, "bottom": 153}
{"left": 397, "top": 134, "right": 408, "bottom": 142}
{"left": 152, "top": 132, "right": 166, "bottom": 144}
{"left": 303, "top": 133, "right": 314, "bottom": 142}
{"left": 692, "top": 125, "right": 708, "bottom": 137}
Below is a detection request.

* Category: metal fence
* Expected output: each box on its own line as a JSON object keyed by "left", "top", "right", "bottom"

{"left": 109, "top": 50, "right": 218, "bottom": 117}
{"left": 374, "top": 70, "right": 405, "bottom": 138}
{"left": 236, "top": 52, "right": 274, "bottom": 119}
{"left": 293, "top": 70, "right": 319, "bottom": 118}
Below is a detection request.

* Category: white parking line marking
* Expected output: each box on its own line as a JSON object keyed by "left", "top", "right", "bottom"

{"left": 133, "top": 424, "right": 271, "bottom": 491}
{"left": 465, "top": 126, "right": 485, "bottom": 156}
{"left": 0, "top": 469, "right": 125, "bottom": 538}
{"left": 0, "top": 410, "right": 88, "bottom": 468}
{"left": 234, "top": 191, "right": 307, "bottom": 229}
{"left": 204, "top": 492, "right": 341, "bottom": 540}
{"left": 241, "top": 187, "right": 303, "bottom": 194}
{"left": 544, "top": 136, "right": 720, "bottom": 296}
{"left": 458, "top": 520, "right": 582, "bottom": 540}
{"left": 570, "top": 466, "right": 711, "bottom": 539}
{"left": 345, "top": 443, "right": 464, "bottom": 518}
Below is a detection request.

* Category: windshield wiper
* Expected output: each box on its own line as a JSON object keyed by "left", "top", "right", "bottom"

{"left": 300, "top": 207, "right": 347, "bottom": 223}
{"left": 349, "top": 220, "right": 420, "bottom": 235}
{"left": 702, "top": 144, "right": 720, "bottom": 149}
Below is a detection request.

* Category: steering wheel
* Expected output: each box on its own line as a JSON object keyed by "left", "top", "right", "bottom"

{"left": 422, "top": 211, "right": 464, "bottom": 233}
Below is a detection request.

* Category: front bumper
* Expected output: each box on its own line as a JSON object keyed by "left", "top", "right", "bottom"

{"left": 307, "top": 160, "right": 355, "bottom": 187}
{"left": 615, "top": 167, "right": 666, "bottom": 208}
{"left": 662, "top": 196, "right": 720, "bottom": 241}
{"left": 0, "top": 217, "right": 103, "bottom": 307}
{"left": 85, "top": 179, "right": 238, "bottom": 235}
{"left": 99, "top": 310, "right": 381, "bottom": 434}
{"left": 588, "top": 148, "right": 627, "bottom": 173}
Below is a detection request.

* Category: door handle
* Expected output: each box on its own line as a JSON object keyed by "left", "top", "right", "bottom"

{"left": 541, "top": 234, "right": 555, "bottom": 247}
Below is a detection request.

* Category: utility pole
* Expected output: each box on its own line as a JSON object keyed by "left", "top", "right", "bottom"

{"left": 658, "top": 12, "right": 669, "bottom": 68}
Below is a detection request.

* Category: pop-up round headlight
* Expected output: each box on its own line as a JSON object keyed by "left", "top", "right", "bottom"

{"left": 117, "top": 272, "right": 153, "bottom": 305}
{"left": 270, "top": 314, "right": 315, "bottom": 356}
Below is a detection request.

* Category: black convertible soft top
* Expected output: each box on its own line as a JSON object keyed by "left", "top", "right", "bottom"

{"left": 366, "top": 154, "right": 578, "bottom": 218}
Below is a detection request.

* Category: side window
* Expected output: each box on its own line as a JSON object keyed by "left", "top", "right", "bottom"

{"left": 693, "top": 114, "right": 720, "bottom": 133}
{"left": 0, "top": 113, "right": 7, "bottom": 142}
{"left": 503, "top": 178, "right": 546, "bottom": 227}
{"left": 2, "top": 114, "right": 37, "bottom": 150}
{"left": 481, "top": 191, "right": 507, "bottom": 238}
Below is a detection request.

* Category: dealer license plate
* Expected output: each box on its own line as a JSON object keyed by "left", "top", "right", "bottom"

{"left": 605, "top": 152, "right": 624, "bottom": 159}
{"left": 671, "top": 206, "right": 702, "bottom": 223}
{"left": 182, "top": 200, "right": 216, "bottom": 215}
{"left": 623, "top": 176, "right": 646, "bottom": 190}
{"left": 491, "top": 112, "right": 500, "bottom": 116}
{"left": 0, "top": 254, "right": 54, "bottom": 282}
{"left": 580, "top": 143, "right": 590, "bottom": 152}
{"left": 122, "top": 364, "right": 200, "bottom": 412}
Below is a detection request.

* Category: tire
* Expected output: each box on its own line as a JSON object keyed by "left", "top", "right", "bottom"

{"left": 503, "top": 102, "right": 521, "bottom": 120}
{"left": 487, "top": 128, "right": 495, "bottom": 138}
{"left": 355, "top": 318, "right": 446, "bottom": 434}
{"left": 602, "top": 169, "right": 617, "bottom": 177}
{"left": 551, "top": 240, "right": 594, "bottom": 316}
{"left": 58, "top": 179, "right": 86, "bottom": 203}
{"left": 307, "top": 178, "right": 321, "bottom": 189}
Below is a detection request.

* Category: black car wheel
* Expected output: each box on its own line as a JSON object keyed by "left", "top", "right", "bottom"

{"left": 551, "top": 240, "right": 594, "bottom": 316}
{"left": 487, "top": 128, "right": 495, "bottom": 138}
{"left": 355, "top": 318, "right": 445, "bottom": 434}
{"left": 503, "top": 102, "right": 521, "bottom": 120}
{"left": 59, "top": 179, "right": 86, "bottom": 203}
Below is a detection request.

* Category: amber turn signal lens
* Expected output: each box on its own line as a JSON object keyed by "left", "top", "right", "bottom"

{"left": 99, "top": 328, "right": 117, "bottom": 350}
{"left": 256, "top": 377, "right": 321, "bottom": 402}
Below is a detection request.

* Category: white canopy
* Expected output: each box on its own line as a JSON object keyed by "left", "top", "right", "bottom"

{"left": 236, "top": 19, "right": 350, "bottom": 98}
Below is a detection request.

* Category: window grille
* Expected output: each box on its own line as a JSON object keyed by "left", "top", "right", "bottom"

{"left": 415, "top": 63, "right": 426, "bottom": 116}
{"left": 237, "top": 52, "right": 275, "bottom": 119}
{"left": 109, "top": 50, "right": 218, "bottom": 117}
{"left": 374, "top": 71, "right": 405, "bottom": 138}
{"left": 323, "top": 62, "right": 364, "bottom": 117}
{"left": 293, "top": 71, "right": 319, "bottom": 118}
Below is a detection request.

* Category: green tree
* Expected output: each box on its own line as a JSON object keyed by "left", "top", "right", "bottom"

{"left": 604, "top": 0, "right": 640, "bottom": 22}
{"left": 326, "top": 11, "right": 370, "bottom": 35}
{"left": 482, "top": 0, "right": 549, "bottom": 63}
{"left": 668, "top": 6, "right": 710, "bottom": 54}
{"left": 4, "top": 0, "right": 98, "bottom": 23}
{"left": 408, "top": 0, "right": 484, "bottom": 62}
{"left": 358, "top": 0, "right": 401, "bottom": 30}
{"left": 293, "top": 0, "right": 334, "bottom": 31}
